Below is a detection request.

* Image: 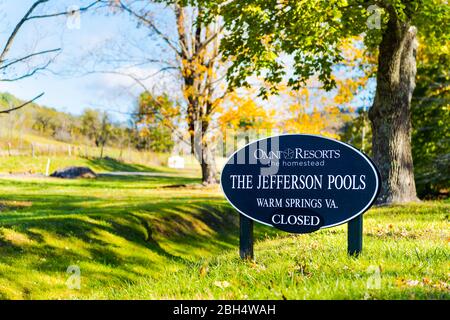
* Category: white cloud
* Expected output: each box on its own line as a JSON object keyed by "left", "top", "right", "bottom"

{"left": 93, "top": 65, "right": 181, "bottom": 98}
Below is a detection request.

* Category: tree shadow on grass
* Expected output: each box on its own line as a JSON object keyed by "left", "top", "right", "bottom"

{"left": 0, "top": 186, "right": 281, "bottom": 257}
{"left": 0, "top": 193, "right": 236, "bottom": 262}
{"left": 0, "top": 212, "right": 189, "bottom": 293}
{"left": 0, "top": 174, "right": 282, "bottom": 297}
{"left": 0, "top": 174, "right": 201, "bottom": 190}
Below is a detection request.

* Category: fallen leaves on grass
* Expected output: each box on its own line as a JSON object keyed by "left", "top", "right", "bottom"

{"left": 288, "top": 263, "right": 312, "bottom": 278}
{"left": 395, "top": 277, "right": 450, "bottom": 291}
{"left": 405, "top": 280, "right": 420, "bottom": 287}
{"left": 0, "top": 228, "right": 33, "bottom": 246}
{"left": 249, "top": 261, "right": 267, "bottom": 272}
{"left": 199, "top": 265, "right": 209, "bottom": 277}
{"left": 0, "top": 200, "right": 32, "bottom": 211}
{"left": 368, "top": 224, "right": 416, "bottom": 239}
{"left": 213, "top": 281, "right": 231, "bottom": 289}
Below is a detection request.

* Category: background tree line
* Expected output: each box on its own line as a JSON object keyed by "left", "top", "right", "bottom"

{"left": 0, "top": 92, "right": 175, "bottom": 155}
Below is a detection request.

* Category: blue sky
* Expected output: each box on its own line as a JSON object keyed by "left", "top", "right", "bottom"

{"left": 0, "top": 0, "right": 175, "bottom": 122}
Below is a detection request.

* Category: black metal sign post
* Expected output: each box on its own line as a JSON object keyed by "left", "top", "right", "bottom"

{"left": 239, "top": 214, "right": 254, "bottom": 260}
{"left": 240, "top": 214, "right": 363, "bottom": 259}
{"left": 347, "top": 214, "right": 363, "bottom": 256}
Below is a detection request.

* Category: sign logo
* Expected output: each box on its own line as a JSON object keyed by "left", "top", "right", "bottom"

{"left": 221, "top": 134, "right": 380, "bottom": 234}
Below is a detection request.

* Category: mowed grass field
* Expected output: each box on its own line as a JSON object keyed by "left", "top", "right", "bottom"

{"left": 0, "top": 171, "right": 448, "bottom": 299}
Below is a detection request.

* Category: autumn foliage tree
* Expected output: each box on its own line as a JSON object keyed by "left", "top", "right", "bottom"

{"left": 276, "top": 37, "right": 372, "bottom": 139}
{"left": 277, "top": 86, "right": 349, "bottom": 139}
{"left": 134, "top": 92, "right": 180, "bottom": 153}
{"left": 218, "top": 90, "right": 275, "bottom": 135}
{"left": 109, "top": 0, "right": 229, "bottom": 184}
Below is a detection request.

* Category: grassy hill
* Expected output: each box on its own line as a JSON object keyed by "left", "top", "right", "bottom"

{"left": 0, "top": 128, "right": 203, "bottom": 175}
{"left": 0, "top": 129, "right": 174, "bottom": 173}
{"left": 0, "top": 91, "right": 188, "bottom": 173}
{"left": 0, "top": 173, "right": 448, "bottom": 299}
{"left": 0, "top": 92, "right": 448, "bottom": 299}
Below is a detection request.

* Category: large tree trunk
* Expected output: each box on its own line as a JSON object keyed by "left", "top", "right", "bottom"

{"left": 369, "top": 18, "right": 420, "bottom": 204}
{"left": 193, "top": 134, "right": 218, "bottom": 185}
{"left": 194, "top": 119, "right": 218, "bottom": 185}
{"left": 175, "top": 4, "right": 220, "bottom": 185}
{"left": 200, "top": 144, "right": 218, "bottom": 185}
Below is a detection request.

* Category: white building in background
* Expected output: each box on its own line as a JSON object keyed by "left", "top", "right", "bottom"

{"left": 168, "top": 155, "right": 185, "bottom": 169}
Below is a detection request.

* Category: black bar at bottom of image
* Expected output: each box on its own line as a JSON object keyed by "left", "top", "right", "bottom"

{"left": 0, "top": 300, "right": 447, "bottom": 319}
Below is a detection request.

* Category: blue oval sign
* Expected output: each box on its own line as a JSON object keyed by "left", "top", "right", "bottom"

{"left": 221, "top": 134, "right": 380, "bottom": 233}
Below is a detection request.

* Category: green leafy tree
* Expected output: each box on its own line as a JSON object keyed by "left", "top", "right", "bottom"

{"left": 110, "top": 125, "right": 133, "bottom": 160}
{"left": 411, "top": 39, "right": 450, "bottom": 198}
{"left": 80, "top": 108, "right": 113, "bottom": 157}
{"left": 33, "top": 111, "right": 55, "bottom": 135}
{"left": 202, "top": 0, "right": 449, "bottom": 204}
{"left": 97, "top": 112, "right": 113, "bottom": 158}
{"left": 80, "top": 108, "right": 101, "bottom": 144}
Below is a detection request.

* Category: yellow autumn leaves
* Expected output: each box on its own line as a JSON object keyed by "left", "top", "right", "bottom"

{"left": 217, "top": 81, "right": 356, "bottom": 140}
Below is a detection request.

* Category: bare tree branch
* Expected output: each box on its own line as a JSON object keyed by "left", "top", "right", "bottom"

{"left": 88, "top": 67, "right": 177, "bottom": 93}
{"left": 0, "top": 0, "right": 49, "bottom": 63}
{"left": 196, "top": 25, "right": 224, "bottom": 54}
{"left": 0, "top": 59, "right": 54, "bottom": 81}
{"left": 116, "top": 0, "right": 183, "bottom": 58}
{"left": 0, "top": 48, "right": 60, "bottom": 70}
{"left": 0, "top": 0, "right": 102, "bottom": 88}
{"left": 26, "top": 0, "right": 102, "bottom": 20}
{"left": 0, "top": 92, "right": 44, "bottom": 114}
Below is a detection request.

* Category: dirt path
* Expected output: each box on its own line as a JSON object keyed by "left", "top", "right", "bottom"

{"left": 99, "top": 171, "right": 180, "bottom": 177}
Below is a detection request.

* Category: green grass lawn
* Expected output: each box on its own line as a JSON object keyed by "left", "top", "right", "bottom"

{"left": 0, "top": 173, "right": 448, "bottom": 299}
